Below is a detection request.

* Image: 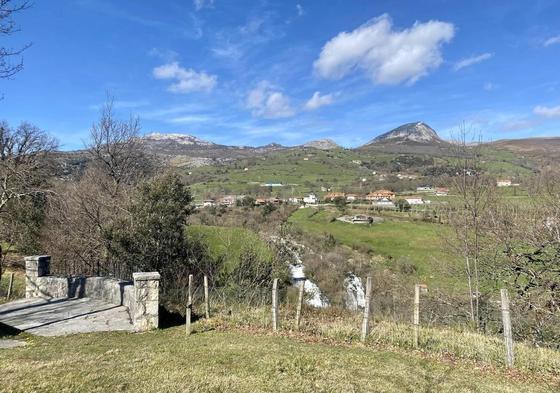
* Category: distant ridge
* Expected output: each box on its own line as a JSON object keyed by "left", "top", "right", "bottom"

{"left": 143, "top": 133, "right": 215, "bottom": 146}
{"left": 302, "top": 139, "right": 340, "bottom": 150}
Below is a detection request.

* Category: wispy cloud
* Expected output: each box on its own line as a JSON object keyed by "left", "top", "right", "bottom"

{"left": 313, "top": 14, "right": 454, "bottom": 85}
{"left": 167, "top": 115, "right": 214, "bottom": 124}
{"left": 76, "top": 0, "right": 203, "bottom": 39}
{"left": 499, "top": 118, "right": 540, "bottom": 132}
{"left": 304, "top": 92, "right": 334, "bottom": 111}
{"left": 246, "top": 81, "right": 295, "bottom": 119}
{"left": 544, "top": 35, "right": 560, "bottom": 47}
{"left": 296, "top": 4, "right": 305, "bottom": 17}
{"left": 534, "top": 105, "right": 560, "bottom": 118}
{"left": 453, "top": 52, "right": 493, "bottom": 71}
{"left": 193, "top": 0, "right": 213, "bottom": 11}
{"left": 212, "top": 13, "right": 286, "bottom": 62}
{"left": 153, "top": 62, "right": 217, "bottom": 93}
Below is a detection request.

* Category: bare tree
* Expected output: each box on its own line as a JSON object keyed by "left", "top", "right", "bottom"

{"left": 0, "top": 121, "right": 57, "bottom": 213}
{"left": 485, "top": 171, "right": 560, "bottom": 345}
{"left": 448, "top": 123, "right": 496, "bottom": 330}
{"left": 1, "top": 0, "right": 31, "bottom": 79}
{"left": 86, "top": 97, "right": 149, "bottom": 194}
{"left": 0, "top": 120, "right": 57, "bottom": 282}
{"left": 44, "top": 96, "right": 152, "bottom": 276}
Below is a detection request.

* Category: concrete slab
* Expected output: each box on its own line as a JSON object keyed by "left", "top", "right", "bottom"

{"left": 0, "top": 297, "right": 134, "bottom": 336}
{"left": 0, "top": 339, "right": 26, "bottom": 349}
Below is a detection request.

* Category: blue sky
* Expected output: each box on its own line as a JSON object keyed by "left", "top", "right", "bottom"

{"left": 2, "top": 0, "right": 560, "bottom": 150}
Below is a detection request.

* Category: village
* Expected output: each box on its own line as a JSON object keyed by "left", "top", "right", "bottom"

{"left": 199, "top": 186, "right": 449, "bottom": 209}
{"left": 199, "top": 177, "right": 520, "bottom": 210}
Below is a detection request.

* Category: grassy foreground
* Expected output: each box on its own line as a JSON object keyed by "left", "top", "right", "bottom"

{"left": 0, "top": 325, "right": 557, "bottom": 393}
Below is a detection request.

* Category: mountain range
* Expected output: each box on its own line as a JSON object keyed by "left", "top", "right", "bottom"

{"left": 141, "top": 121, "right": 443, "bottom": 154}
{"left": 55, "top": 122, "right": 560, "bottom": 175}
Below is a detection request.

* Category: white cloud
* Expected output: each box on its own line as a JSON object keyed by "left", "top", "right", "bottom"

{"left": 534, "top": 105, "right": 560, "bottom": 118}
{"left": 246, "top": 81, "right": 295, "bottom": 119}
{"left": 454, "top": 52, "right": 493, "bottom": 71}
{"left": 168, "top": 115, "right": 213, "bottom": 124}
{"left": 153, "top": 62, "right": 217, "bottom": 93}
{"left": 296, "top": 4, "right": 305, "bottom": 17}
{"left": 193, "top": 0, "right": 213, "bottom": 11}
{"left": 304, "top": 92, "right": 334, "bottom": 111}
{"left": 483, "top": 82, "right": 495, "bottom": 91}
{"left": 544, "top": 35, "right": 560, "bottom": 47}
{"left": 313, "top": 14, "right": 454, "bottom": 85}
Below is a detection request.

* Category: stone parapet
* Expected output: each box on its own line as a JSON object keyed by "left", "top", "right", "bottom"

{"left": 24, "top": 256, "right": 160, "bottom": 332}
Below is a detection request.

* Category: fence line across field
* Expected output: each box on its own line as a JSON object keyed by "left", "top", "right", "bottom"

{"left": 178, "top": 273, "right": 515, "bottom": 367}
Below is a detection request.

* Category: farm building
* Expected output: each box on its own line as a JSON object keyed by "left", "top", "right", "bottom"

{"left": 366, "top": 190, "right": 395, "bottom": 201}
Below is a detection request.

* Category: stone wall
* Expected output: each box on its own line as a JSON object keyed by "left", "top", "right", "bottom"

{"left": 24, "top": 255, "right": 160, "bottom": 332}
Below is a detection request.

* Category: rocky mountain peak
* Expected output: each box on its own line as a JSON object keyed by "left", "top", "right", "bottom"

{"left": 368, "top": 122, "right": 443, "bottom": 145}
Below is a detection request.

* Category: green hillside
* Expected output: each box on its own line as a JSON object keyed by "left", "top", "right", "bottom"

{"left": 185, "top": 146, "right": 535, "bottom": 199}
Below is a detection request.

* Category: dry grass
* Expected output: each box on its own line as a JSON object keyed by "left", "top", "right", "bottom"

{"left": 206, "top": 305, "right": 560, "bottom": 375}
{"left": 1, "top": 326, "right": 557, "bottom": 392}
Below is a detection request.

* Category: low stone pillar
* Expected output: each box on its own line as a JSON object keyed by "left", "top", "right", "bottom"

{"left": 25, "top": 255, "right": 51, "bottom": 298}
{"left": 132, "top": 272, "right": 161, "bottom": 332}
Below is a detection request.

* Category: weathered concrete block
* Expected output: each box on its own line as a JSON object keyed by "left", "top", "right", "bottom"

{"left": 132, "top": 272, "right": 160, "bottom": 332}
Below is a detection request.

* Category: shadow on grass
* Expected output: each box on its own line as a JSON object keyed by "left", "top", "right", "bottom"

{"left": 159, "top": 306, "right": 207, "bottom": 330}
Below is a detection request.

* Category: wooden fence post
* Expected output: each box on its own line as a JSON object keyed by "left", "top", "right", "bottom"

{"left": 272, "top": 278, "right": 279, "bottom": 332}
{"left": 6, "top": 272, "right": 14, "bottom": 300}
{"left": 186, "top": 274, "right": 193, "bottom": 336}
{"left": 500, "top": 288, "right": 514, "bottom": 368}
{"left": 361, "top": 276, "right": 372, "bottom": 342}
{"left": 413, "top": 284, "right": 420, "bottom": 347}
{"left": 295, "top": 280, "right": 304, "bottom": 330}
{"left": 204, "top": 275, "right": 210, "bottom": 319}
{"left": 413, "top": 284, "right": 428, "bottom": 347}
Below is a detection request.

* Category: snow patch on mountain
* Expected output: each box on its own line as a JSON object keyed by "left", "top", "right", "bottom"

{"left": 143, "top": 133, "right": 215, "bottom": 146}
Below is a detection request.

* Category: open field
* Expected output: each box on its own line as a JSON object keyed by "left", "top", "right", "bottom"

{"left": 289, "top": 208, "right": 461, "bottom": 289}
{"left": 186, "top": 225, "right": 275, "bottom": 275}
{"left": 185, "top": 147, "right": 534, "bottom": 199}
{"left": 0, "top": 323, "right": 557, "bottom": 393}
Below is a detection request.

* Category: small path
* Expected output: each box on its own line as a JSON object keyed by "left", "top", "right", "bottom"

{"left": 0, "top": 297, "right": 133, "bottom": 337}
{"left": 0, "top": 339, "right": 26, "bottom": 349}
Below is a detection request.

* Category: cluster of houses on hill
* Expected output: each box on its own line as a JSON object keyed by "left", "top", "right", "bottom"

{"left": 200, "top": 185, "right": 450, "bottom": 209}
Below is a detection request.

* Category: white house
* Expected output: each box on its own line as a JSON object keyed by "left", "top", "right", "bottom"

{"left": 405, "top": 197, "right": 429, "bottom": 205}
{"left": 288, "top": 197, "right": 302, "bottom": 204}
{"left": 372, "top": 198, "right": 394, "bottom": 207}
{"left": 303, "top": 193, "right": 318, "bottom": 204}
{"left": 497, "top": 179, "right": 512, "bottom": 187}
{"left": 416, "top": 186, "right": 435, "bottom": 193}
{"left": 203, "top": 199, "right": 215, "bottom": 207}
